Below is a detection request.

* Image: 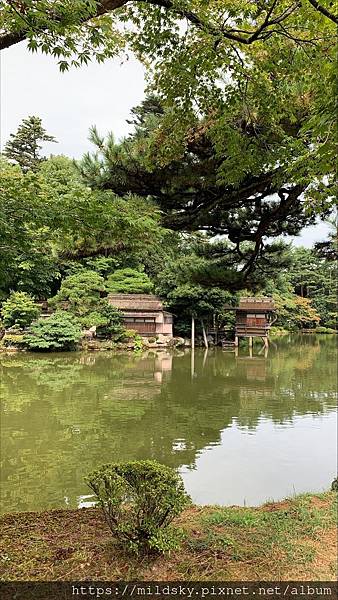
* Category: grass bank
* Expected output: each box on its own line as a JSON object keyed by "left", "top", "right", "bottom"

{"left": 0, "top": 492, "right": 336, "bottom": 581}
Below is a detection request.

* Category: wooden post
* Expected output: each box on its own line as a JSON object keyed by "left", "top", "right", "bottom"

{"left": 201, "top": 319, "right": 208, "bottom": 349}
{"left": 202, "top": 348, "right": 208, "bottom": 369}
{"left": 191, "top": 347, "right": 195, "bottom": 379}
{"left": 249, "top": 336, "right": 253, "bottom": 347}
{"left": 191, "top": 314, "right": 195, "bottom": 349}
{"left": 235, "top": 336, "right": 239, "bottom": 347}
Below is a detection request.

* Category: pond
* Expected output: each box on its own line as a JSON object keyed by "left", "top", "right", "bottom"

{"left": 0, "top": 335, "right": 337, "bottom": 514}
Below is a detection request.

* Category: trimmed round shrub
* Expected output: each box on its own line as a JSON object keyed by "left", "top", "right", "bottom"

{"left": 86, "top": 460, "right": 191, "bottom": 554}
{"left": 24, "top": 311, "right": 81, "bottom": 351}
{"left": 106, "top": 268, "right": 153, "bottom": 294}
{"left": 1, "top": 291, "right": 41, "bottom": 328}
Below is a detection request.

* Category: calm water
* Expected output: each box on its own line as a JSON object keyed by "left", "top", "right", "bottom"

{"left": 0, "top": 335, "right": 337, "bottom": 514}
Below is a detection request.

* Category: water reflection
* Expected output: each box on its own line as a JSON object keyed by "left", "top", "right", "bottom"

{"left": 0, "top": 335, "right": 336, "bottom": 512}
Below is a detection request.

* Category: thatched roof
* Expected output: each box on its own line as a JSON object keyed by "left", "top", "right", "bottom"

{"left": 107, "top": 294, "right": 164, "bottom": 312}
{"left": 239, "top": 297, "right": 275, "bottom": 311}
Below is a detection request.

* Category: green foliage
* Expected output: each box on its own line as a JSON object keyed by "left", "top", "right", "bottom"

{"left": 133, "top": 335, "right": 144, "bottom": 352}
{"left": 0, "top": 153, "right": 163, "bottom": 298}
{"left": 0, "top": 0, "right": 125, "bottom": 69}
{"left": 114, "top": 328, "right": 138, "bottom": 344}
{"left": 288, "top": 245, "right": 337, "bottom": 330}
{"left": 263, "top": 243, "right": 337, "bottom": 330}
{"left": 81, "top": 300, "right": 124, "bottom": 336}
{"left": 1, "top": 333, "right": 25, "bottom": 349}
{"left": 0, "top": 158, "right": 60, "bottom": 298}
{"left": 24, "top": 312, "right": 82, "bottom": 351}
{"left": 106, "top": 268, "right": 153, "bottom": 294}
{"left": 315, "top": 326, "right": 337, "bottom": 334}
{"left": 86, "top": 460, "right": 191, "bottom": 554}
{"left": 1, "top": 292, "right": 41, "bottom": 328}
{"left": 49, "top": 271, "right": 125, "bottom": 337}
{"left": 1, "top": 1, "right": 336, "bottom": 211}
{"left": 49, "top": 270, "right": 106, "bottom": 316}
{"left": 271, "top": 293, "right": 321, "bottom": 331}
{"left": 4, "top": 116, "right": 57, "bottom": 172}
{"left": 62, "top": 257, "right": 120, "bottom": 278}
{"left": 79, "top": 101, "right": 320, "bottom": 280}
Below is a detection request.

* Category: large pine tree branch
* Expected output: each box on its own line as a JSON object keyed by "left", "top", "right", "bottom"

{"left": 0, "top": 0, "right": 305, "bottom": 52}
{"left": 241, "top": 184, "right": 305, "bottom": 278}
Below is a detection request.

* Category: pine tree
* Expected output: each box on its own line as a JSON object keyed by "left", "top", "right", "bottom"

{"left": 4, "top": 116, "right": 57, "bottom": 172}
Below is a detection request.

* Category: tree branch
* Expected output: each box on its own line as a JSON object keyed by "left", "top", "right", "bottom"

{"left": 0, "top": 0, "right": 306, "bottom": 52}
{"left": 306, "top": 0, "right": 338, "bottom": 24}
{"left": 0, "top": 29, "right": 26, "bottom": 50}
{"left": 0, "top": 0, "right": 129, "bottom": 51}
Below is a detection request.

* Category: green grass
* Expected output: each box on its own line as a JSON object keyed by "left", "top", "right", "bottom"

{"left": 0, "top": 492, "right": 336, "bottom": 581}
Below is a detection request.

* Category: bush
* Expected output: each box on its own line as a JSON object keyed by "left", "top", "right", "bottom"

{"left": 106, "top": 268, "right": 153, "bottom": 294}
{"left": 49, "top": 270, "right": 106, "bottom": 316}
{"left": 49, "top": 273, "right": 124, "bottom": 339}
{"left": 315, "top": 326, "right": 337, "bottom": 334}
{"left": 119, "top": 329, "right": 138, "bottom": 340}
{"left": 86, "top": 460, "right": 191, "bottom": 555}
{"left": 80, "top": 300, "right": 124, "bottom": 337}
{"left": 1, "top": 333, "right": 25, "bottom": 349}
{"left": 1, "top": 292, "right": 41, "bottom": 328}
{"left": 24, "top": 311, "right": 81, "bottom": 351}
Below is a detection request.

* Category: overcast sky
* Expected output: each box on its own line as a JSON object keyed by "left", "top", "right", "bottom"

{"left": 1, "top": 42, "right": 330, "bottom": 247}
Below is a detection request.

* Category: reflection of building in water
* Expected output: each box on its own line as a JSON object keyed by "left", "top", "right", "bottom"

{"left": 123, "top": 351, "right": 173, "bottom": 384}
{"left": 154, "top": 353, "right": 173, "bottom": 383}
{"left": 233, "top": 356, "right": 274, "bottom": 404}
{"left": 237, "top": 357, "right": 267, "bottom": 382}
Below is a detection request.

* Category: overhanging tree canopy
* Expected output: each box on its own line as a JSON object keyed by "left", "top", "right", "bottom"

{"left": 2, "top": 2, "right": 336, "bottom": 214}
{"left": 77, "top": 97, "right": 324, "bottom": 280}
{"left": 1, "top": 1, "right": 337, "bottom": 53}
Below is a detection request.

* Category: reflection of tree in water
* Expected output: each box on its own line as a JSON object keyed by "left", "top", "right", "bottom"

{"left": 0, "top": 336, "right": 336, "bottom": 513}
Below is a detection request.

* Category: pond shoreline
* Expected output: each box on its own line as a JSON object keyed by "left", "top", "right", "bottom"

{"left": 0, "top": 328, "right": 338, "bottom": 355}
{"left": 1, "top": 492, "right": 337, "bottom": 581}
{"left": 0, "top": 329, "right": 336, "bottom": 354}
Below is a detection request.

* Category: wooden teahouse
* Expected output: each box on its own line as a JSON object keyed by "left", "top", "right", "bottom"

{"left": 107, "top": 294, "right": 173, "bottom": 337}
{"left": 234, "top": 297, "right": 275, "bottom": 347}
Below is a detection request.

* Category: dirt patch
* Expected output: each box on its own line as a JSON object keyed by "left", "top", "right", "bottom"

{"left": 308, "top": 496, "right": 330, "bottom": 509}
{"left": 261, "top": 501, "right": 292, "bottom": 512}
